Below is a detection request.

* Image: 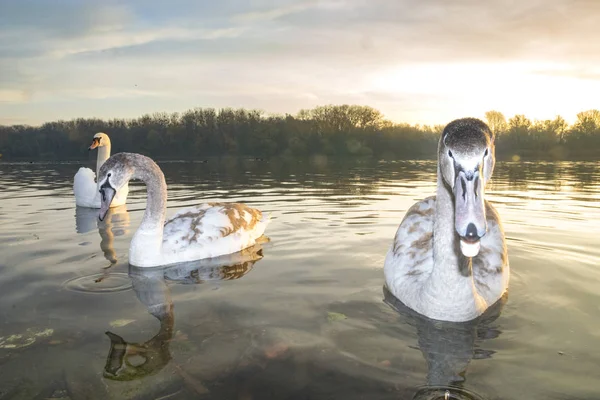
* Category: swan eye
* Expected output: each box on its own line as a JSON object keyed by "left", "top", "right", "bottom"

{"left": 448, "top": 150, "right": 453, "bottom": 158}
{"left": 107, "top": 173, "right": 111, "bottom": 177}
{"left": 484, "top": 148, "right": 489, "bottom": 157}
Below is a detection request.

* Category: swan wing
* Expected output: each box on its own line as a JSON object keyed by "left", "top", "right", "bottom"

{"left": 161, "top": 202, "right": 269, "bottom": 263}
{"left": 471, "top": 201, "right": 510, "bottom": 303}
{"left": 384, "top": 196, "right": 435, "bottom": 297}
{"left": 74, "top": 167, "right": 99, "bottom": 207}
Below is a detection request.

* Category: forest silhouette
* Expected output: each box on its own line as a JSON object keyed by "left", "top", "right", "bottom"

{"left": 1, "top": 105, "right": 599, "bottom": 160}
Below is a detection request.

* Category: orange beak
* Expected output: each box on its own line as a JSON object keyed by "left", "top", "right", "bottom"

{"left": 89, "top": 138, "right": 100, "bottom": 150}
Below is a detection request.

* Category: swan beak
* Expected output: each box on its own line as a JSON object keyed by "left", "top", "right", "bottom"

{"left": 89, "top": 138, "right": 100, "bottom": 150}
{"left": 454, "top": 169, "right": 487, "bottom": 257}
{"left": 99, "top": 186, "right": 116, "bottom": 221}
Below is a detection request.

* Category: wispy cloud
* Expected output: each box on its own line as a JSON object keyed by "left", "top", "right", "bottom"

{"left": 232, "top": 0, "right": 321, "bottom": 22}
{"left": 0, "top": 89, "right": 31, "bottom": 103}
{"left": 48, "top": 26, "right": 246, "bottom": 58}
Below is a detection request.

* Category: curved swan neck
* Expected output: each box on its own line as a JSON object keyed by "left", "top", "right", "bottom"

{"left": 134, "top": 157, "right": 167, "bottom": 231}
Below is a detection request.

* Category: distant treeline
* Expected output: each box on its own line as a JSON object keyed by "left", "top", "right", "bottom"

{"left": 1, "top": 105, "right": 599, "bottom": 160}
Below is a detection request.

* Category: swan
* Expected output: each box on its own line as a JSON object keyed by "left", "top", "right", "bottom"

{"left": 73, "top": 132, "right": 129, "bottom": 208}
{"left": 96, "top": 152, "right": 270, "bottom": 268}
{"left": 384, "top": 118, "right": 509, "bottom": 322}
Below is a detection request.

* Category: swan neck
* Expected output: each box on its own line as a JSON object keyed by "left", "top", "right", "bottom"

{"left": 136, "top": 160, "right": 167, "bottom": 232}
{"left": 433, "top": 166, "right": 456, "bottom": 259}
{"left": 412, "top": 165, "right": 488, "bottom": 322}
{"left": 96, "top": 143, "right": 111, "bottom": 179}
{"left": 429, "top": 166, "right": 472, "bottom": 287}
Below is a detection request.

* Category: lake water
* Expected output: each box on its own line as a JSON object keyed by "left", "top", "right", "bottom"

{"left": 0, "top": 157, "right": 599, "bottom": 400}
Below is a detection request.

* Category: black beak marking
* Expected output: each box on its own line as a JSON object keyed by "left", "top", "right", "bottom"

{"left": 100, "top": 179, "right": 113, "bottom": 199}
{"left": 460, "top": 177, "right": 467, "bottom": 200}
{"left": 465, "top": 223, "right": 478, "bottom": 239}
{"left": 89, "top": 137, "right": 100, "bottom": 151}
{"left": 455, "top": 161, "right": 482, "bottom": 200}
{"left": 100, "top": 179, "right": 113, "bottom": 190}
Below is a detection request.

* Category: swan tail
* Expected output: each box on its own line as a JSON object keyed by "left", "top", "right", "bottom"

{"left": 253, "top": 212, "right": 271, "bottom": 239}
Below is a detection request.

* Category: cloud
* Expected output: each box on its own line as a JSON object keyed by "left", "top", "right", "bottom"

{"left": 0, "top": 89, "right": 31, "bottom": 103}
{"left": 0, "top": 1, "right": 131, "bottom": 37}
{"left": 232, "top": 0, "right": 322, "bottom": 23}
{"left": 1, "top": 0, "right": 599, "bottom": 126}
{"left": 48, "top": 26, "right": 246, "bottom": 58}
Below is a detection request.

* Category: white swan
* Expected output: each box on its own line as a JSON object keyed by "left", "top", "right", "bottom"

{"left": 384, "top": 118, "right": 509, "bottom": 322}
{"left": 96, "top": 152, "right": 270, "bottom": 268}
{"left": 73, "top": 132, "right": 129, "bottom": 208}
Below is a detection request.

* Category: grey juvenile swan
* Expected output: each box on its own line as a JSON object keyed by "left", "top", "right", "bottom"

{"left": 96, "top": 152, "right": 270, "bottom": 268}
{"left": 384, "top": 118, "right": 509, "bottom": 322}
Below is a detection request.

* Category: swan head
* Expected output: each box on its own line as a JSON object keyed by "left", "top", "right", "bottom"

{"left": 97, "top": 153, "right": 135, "bottom": 221}
{"left": 438, "top": 118, "right": 495, "bottom": 257}
{"left": 89, "top": 132, "right": 110, "bottom": 151}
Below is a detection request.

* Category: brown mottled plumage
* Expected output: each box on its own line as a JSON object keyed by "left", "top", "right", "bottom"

{"left": 385, "top": 118, "right": 509, "bottom": 322}
{"left": 97, "top": 153, "right": 270, "bottom": 267}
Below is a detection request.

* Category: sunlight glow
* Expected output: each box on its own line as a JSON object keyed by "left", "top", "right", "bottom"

{"left": 369, "top": 62, "right": 600, "bottom": 124}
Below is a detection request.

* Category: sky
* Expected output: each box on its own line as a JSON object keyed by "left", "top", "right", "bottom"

{"left": 1, "top": 0, "right": 599, "bottom": 126}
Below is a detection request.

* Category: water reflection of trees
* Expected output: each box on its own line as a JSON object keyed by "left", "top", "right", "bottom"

{"left": 0, "top": 159, "right": 597, "bottom": 205}
{"left": 492, "top": 161, "right": 600, "bottom": 192}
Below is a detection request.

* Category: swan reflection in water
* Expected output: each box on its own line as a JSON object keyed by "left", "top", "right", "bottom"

{"left": 383, "top": 287, "right": 506, "bottom": 400}
{"left": 75, "top": 205, "right": 130, "bottom": 264}
{"left": 102, "top": 244, "right": 265, "bottom": 381}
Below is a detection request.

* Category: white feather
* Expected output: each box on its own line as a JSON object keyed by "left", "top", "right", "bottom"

{"left": 74, "top": 167, "right": 99, "bottom": 208}
{"left": 159, "top": 204, "right": 270, "bottom": 266}
{"left": 73, "top": 133, "right": 129, "bottom": 208}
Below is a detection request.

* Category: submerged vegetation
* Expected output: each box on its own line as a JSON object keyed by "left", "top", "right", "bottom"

{"left": 1, "top": 105, "right": 599, "bottom": 160}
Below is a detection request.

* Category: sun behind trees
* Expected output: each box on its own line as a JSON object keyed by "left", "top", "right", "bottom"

{"left": 483, "top": 110, "right": 599, "bottom": 159}
{"left": 0, "top": 105, "right": 598, "bottom": 160}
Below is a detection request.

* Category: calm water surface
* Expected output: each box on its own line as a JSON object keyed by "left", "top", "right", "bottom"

{"left": 0, "top": 158, "right": 599, "bottom": 399}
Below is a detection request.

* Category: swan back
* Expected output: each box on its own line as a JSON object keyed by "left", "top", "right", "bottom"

{"left": 73, "top": 167, "right": 99, "bottom": 207}
{"left": 159, "top": 202, "right": 269, "bottom": 266}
